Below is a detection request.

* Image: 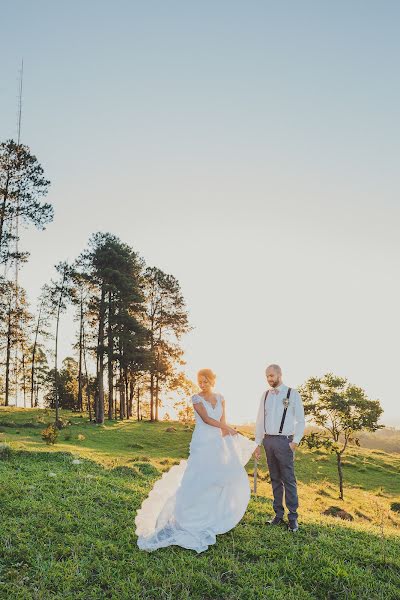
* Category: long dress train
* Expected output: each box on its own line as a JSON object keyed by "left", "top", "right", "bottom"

{"left": 135, "top": 393, "right": 257, "bottom": 553}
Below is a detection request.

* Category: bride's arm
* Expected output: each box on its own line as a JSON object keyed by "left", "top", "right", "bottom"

{"left": 193, "top": 403, "right": 230, "bottom": 433}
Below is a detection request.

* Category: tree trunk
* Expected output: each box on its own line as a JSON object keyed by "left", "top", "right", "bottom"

{"left": 129, "top": 378, "right": 134, "bottom": 419}
{"left": 22, "top": 350, "right": 27, "bottom": 408}
{"left": 150, "top": 373, "right": 154, "bottom": 421}
{"left": 77, "top": 294, "right": 84, "bottom": 412}
{"left": 149, "top": 310, "right": 155, "bottom": 421}
{"left": 124, "top": 368, "right": 129, "bottom": 418}
{"left": 119, "top": 373, "right": 125, "bottom": 420}
{"left": 54, "top": 268, "right": 67, "bottom": 427}
{"left": 119, "top": 386, "right": 125, "bottom": 420}
{"left": 94, "top": 389, "right": 99, "bottom": 421}
{"left": 30, "top": 346, "right": 36, "bottom": 408}
{"left": 107, "top": 290, "right": 114, "bottom": 420}
{"left": 30, "top": 300, "right": 42, "bottom": 408}
{"left": 136, "top": 387, "right": 140, "bottom": 421}
{"left": 155, "top": 375, "right": 159, "bottom": 421}
{"left": 5, "top": 299, "right": 12, "bottom": 406}
{"left": 336, "top": 452, "right": 344, "bottom": 500}
{"left": 82, "top": 324, "right": 91, "bottom": 421}
{"left": 96, "top": 283, "right": 106, "bottom": 424}
{"left": 118, "top": 333, "right": 125, "bottom": 420}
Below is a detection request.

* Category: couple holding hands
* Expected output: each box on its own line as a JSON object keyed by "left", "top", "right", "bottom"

{"left": 135, "top": 364, "right": 305, "bottom": 553}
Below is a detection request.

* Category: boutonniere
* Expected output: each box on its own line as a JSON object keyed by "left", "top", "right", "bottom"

{"left": 282, "top": 398, "right": 290, "bottom": 409}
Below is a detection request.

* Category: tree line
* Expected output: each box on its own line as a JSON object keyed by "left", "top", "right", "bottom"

{"left": 0, "top": 139, "right": 192, "bottom": 424}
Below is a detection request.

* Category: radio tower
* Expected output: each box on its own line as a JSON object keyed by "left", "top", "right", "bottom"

{"left": 14, "top": 59, "right": 24, "bottom": 407}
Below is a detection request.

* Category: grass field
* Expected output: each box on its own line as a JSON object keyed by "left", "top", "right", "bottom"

{"left": 0, "top": 407, "right": 399, "bottom": 599}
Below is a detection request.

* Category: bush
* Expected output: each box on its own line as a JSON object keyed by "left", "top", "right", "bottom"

{"left": 55, "top": 418, "right": 71, "bottom": 430}
{"left": 112, "top": 466, "right": 138, "bottom": 478}
{"left": 130, "top": 455, "right": 151, "bottom": 462}
{"left": 0, "top": 443, "right": 12, "bottom": 460}
{"left": 42, "top": 424, "right": 58, "bottom": 445}
{"left": 390, "top": 502, "right": 400, "bottom": 513}
{"left": 323, "top": 506, "right": 354, "bottom": 521}
{"left": 135, "top": 462, "right": 159, "bottom": 476}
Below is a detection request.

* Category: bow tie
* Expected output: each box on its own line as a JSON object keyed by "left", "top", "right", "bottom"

{"left": 270, "top": 388, "right": 280, "bottom": 395}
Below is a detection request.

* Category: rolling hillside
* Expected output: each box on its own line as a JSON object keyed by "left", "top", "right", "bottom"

{"left": 0, "top": 407, "right": 399, "bottom": 599}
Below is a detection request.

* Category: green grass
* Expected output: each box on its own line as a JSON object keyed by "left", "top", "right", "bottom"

{"left": 0, "top": 407, "right": 399, "bottom": 599}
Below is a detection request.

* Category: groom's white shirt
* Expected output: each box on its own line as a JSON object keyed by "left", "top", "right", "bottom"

{"left": 255, "top": 384, "right": 305, "bottom": 445}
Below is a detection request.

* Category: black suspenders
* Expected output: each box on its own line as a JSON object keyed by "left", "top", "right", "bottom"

{"left": 279, "top": 387, "right": 291, "bottom": 434}
{"left": 264, "top": 387, "right": 292, "bottom": 436}
{"left": 263, "top": 390, "right": 269, "bottom": 434}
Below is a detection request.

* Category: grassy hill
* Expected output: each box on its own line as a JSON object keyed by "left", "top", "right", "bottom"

{"left": 0, "top": 407, "right": 399, "bottom": 600}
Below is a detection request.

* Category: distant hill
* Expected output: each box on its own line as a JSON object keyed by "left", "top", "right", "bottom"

{"left": 237, "top": 423, "right": 400, "bottom": 454}
{"left": 357, "top": 427, "right": 400, "bottom": 454}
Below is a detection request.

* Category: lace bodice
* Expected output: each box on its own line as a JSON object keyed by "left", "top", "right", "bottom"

{"left": 192, "top": 393, "right": 223, "bottom": 422}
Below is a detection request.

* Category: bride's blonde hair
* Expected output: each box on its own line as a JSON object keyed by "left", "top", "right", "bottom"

{"left": 197, "top": 368, "right": 217, "bottom": 386}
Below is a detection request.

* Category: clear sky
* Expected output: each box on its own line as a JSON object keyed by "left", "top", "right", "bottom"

{"left": 1, "top": 1, "right": 399, "bottom": 426}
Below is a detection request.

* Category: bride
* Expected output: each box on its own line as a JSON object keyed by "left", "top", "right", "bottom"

{"left": 135, "top": 368, "right": 257, "bottom": 553}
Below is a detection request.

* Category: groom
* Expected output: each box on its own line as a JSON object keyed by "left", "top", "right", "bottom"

{"left": 253, "top": 364, "right": 305, "bottom": 532}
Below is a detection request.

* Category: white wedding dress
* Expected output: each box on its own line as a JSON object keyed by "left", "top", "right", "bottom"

{"left": 135, "top": 393, "right": 257, "bottom": 553}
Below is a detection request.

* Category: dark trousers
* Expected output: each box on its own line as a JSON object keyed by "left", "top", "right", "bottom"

{"left": 263, "top": 434, "right": 299, "bottom": 521}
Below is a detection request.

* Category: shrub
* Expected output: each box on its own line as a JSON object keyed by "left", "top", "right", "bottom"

{"left": 316, "top": 488, "right": 331, "bottom": 497}
{"left": 323, "top": 506, "right": 354, "bottom": 521}
{"left": 130, "top": 455, "right": 151, "bottom": 462}
{"left": 0, "top": 443, "right": 12, "bottom": 460}
{"left": 55, "top": 418, "right": 71, "bottom": 430}
{"left": 41, "top": 424, "right": 58, "bottom": 445}
{"left": 390, "top": 502, "right": 400, "bottom": 513}
{"left": 135, "top": 462, "right": 159, "bottom": 476}
{"left": 0, "top": 421, "right": 16, "bottom": 428}
{"left": 112, "top": 466, "right": 138, "bottom": 478}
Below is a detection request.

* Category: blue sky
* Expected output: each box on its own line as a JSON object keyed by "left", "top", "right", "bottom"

{"left": 1, "top": 1, "right": 399, "bottom": 425}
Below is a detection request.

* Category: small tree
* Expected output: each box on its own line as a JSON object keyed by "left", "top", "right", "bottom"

{"left": 41, "top": 423, "right": 58, "bottom": 445}
{"left": 44, "top": 357, "right": 79, "bottom": 411}
{"left": 300, "top": 373, "right": 383, "bottom": 499}
{"left": 44, "top": 263, "right": 75, "bottom": 426}
{"left": 30, "top": 291, "right": 50, "bottom": 407}
{"left": 144, "top": 267, "right": 191, "bottom": 421}
{"left": 172, "top": 372, "right": 197, "bottom": 424}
